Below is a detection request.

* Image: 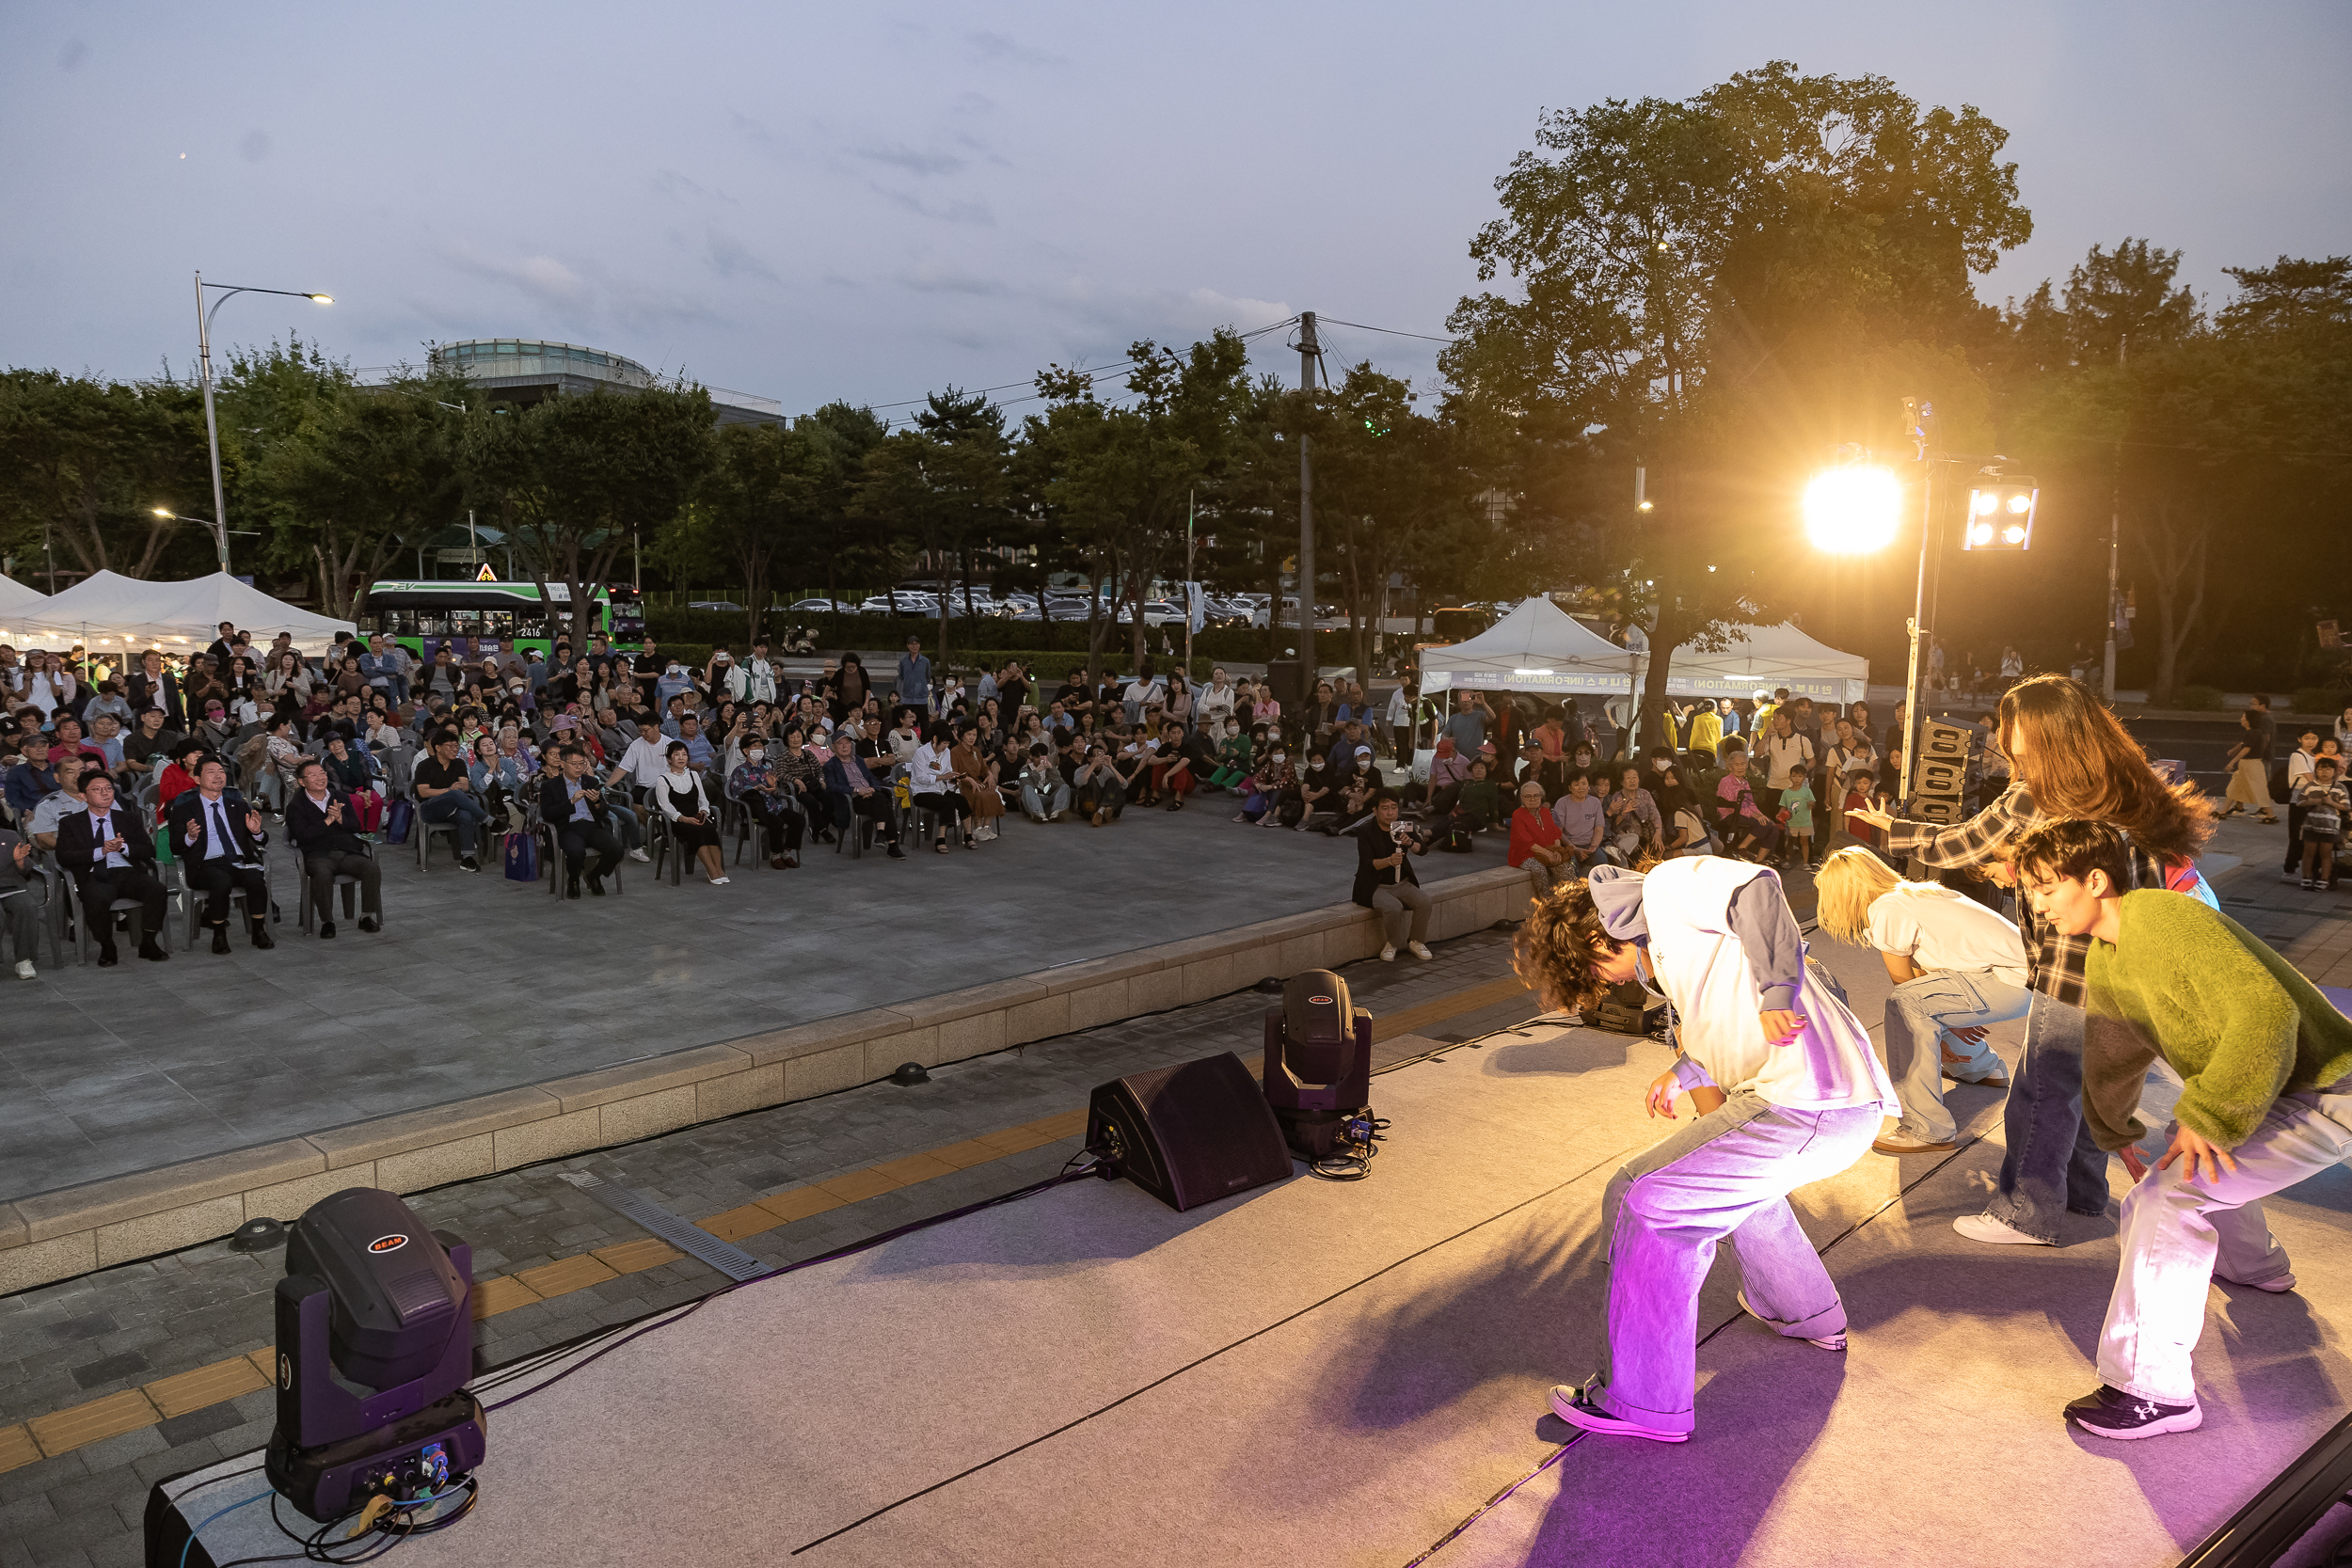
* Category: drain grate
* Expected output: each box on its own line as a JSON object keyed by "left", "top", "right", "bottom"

{"left": 555, "top": 1171, "right": 771, "bottom": 1281}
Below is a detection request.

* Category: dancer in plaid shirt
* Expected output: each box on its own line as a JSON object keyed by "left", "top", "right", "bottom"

{"left": 1851, "top": 676, "right": 2214, "bottom": 1244}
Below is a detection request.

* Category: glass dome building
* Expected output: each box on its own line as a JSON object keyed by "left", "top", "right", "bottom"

{"left": 428, "top": 339, "right": 780, "bottom": 425}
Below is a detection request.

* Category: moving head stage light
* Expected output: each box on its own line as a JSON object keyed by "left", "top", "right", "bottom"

{"left": 265, "top": 1188, "right": 486, "bottom": 1523}
{"left": 1263, "top": 970, "right": 1373, "bottom": 1159}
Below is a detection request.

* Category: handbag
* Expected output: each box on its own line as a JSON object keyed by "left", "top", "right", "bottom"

{"left": 383, "top": 797, "right": 414, "bottom": 845}
{"left": 502, "top": 831, "right": 538, "bottom": 882}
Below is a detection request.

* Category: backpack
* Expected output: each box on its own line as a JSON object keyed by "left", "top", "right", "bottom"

{"left": 2161, "top": 858, "right": 2220, "bottom": 911}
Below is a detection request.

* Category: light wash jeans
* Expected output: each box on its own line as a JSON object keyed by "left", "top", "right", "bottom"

{"left": 2097, "top": 1087, "right": 2334, "bottom": 1404}
{"left": 1587, "top": 1090, "right": 1880, "bottom": 1434}
{"left": 1989, "top": 992, "right": 2113, "bottom": 1241}
{"left": 1021, "top": 779, "right": 1071, "bottom": 818}
{"left": 1885, "top": 968, "right": 2031, "bottom": 1145}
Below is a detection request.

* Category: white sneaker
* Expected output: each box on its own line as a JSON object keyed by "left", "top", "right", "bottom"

{"left": 12, "top": 959, "right": 33, "bottom": 981}
{"left": 1953, "top": 1211, "right": 2052, "bottom": 1246}
{"left": 1407, "top": 942, "right": 1433, "bottom": 960}
{"left": 1379, "top": 943, "right": 1398, "bottom": 962}
{"left": 627, "top": 847, "right": 650, "bottom": 863}
{"left": 709, "top": 876, "right": 731, "bottom": 886}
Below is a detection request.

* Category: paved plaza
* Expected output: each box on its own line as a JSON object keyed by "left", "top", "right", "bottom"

{"left": 0, "top": 805, "right": 1498, "bottom": 1206}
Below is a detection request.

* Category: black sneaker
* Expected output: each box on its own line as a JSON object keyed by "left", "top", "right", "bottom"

{"left": 459, "top": 854, "right": 482, "bottom": 873}
{"left": 317, "top": 922, "right": 336, "bottom": 939}
{"left": 586, "top": 875, "right": 606, "bottom": 897}
{"left": 566, "top": 879, "right": 582, "bottom": 899}
{"left": 1547, "top": 1384, "right": 1687, "bottom": 1443}
{"left": 357, "top": 916, "right": 380, "bottom": 933}
{"left": 886, "top": 843, "right": 907, "bottom": 860}
{"left": 2065, "top": 1384, "right": 2201, "bottom": 1440}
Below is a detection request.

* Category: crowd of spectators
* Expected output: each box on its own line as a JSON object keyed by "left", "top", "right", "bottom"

{"left": 0, "top": 623, "right": 1456, "bottom": 976}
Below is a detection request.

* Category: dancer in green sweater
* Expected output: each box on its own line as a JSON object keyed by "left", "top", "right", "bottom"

{"left": 2014, "top": 819, "right": 2352, "bottom": 1439}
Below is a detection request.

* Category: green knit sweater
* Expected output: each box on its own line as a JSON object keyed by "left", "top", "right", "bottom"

{"left": 2084, "top": 891, "right": 2352, "bottom": 1150}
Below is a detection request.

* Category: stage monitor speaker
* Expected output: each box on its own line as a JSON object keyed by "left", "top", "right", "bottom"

{"left": 1263, "top": 657, "right": 1309, "bottom": 717}
{"left": 1088, "top": 1053, "right": 1294, "bottom": 1212}
{"left": 1907, "top": 718, "right": 1974, "bottom": 826}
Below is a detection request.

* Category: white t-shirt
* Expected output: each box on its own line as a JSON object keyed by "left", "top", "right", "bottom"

{"left": 1762, "top": 733, "right": 1815, "bottom": 789}
{"left": 1640, "top": 856, "right": 1896, "bottom": 1114}
{"left": 1867, "top": 887, "right": 2028, "bottom": 989}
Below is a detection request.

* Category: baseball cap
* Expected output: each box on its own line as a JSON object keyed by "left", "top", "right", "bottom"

{"left": 1355, "top": 745, "right": 1373, "bottom": 756}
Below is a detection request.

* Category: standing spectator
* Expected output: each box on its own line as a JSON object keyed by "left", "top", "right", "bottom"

{"left": 165, "top": 759, "right": 273, "bottom": 953}
{"left": 1758, "top": 711, "right": 1815, "bottom": 845}
{"left": 1551, "top": 770, "right": 1609, "bottom": 872}
{"left": 58, "top": 771, "right": 170, "bottom": 965}
{"left": 1354, "top": 794, "right": 1433, "bottom": 961}
{"left": 1381, "top": 678, "right": 1414, "bottom": 761}
{"left": 1200, "top": 668, "right": 1238, "bottom": 729}
{"left": 897, "top": 636, "right": 933, "bottom": 718}
{"left": 2283, "top": 728, "right": 2324, "bottom": 879}
{"left": 126, "top": 648, "right": 186, "bottom": 730}
{"left": 285, "top": 759, "right": 381, "bottom": 937}
{"left": 1509, "top": 779, "right": 1571, "bottom": 893}
{"left": 412, "top": 731, "right": 488, "bottom": 872}
{"left": 1443, "top": 690, "right": 1490, "bottom": 755}
{"left": 2220, "top": 694, "right": 2280, "bottom": 826}
{"left": 1999, "top": 645, "right": 2024, "bottom": 681}
{"left": 2294, "top": 756, "right": 2347, "bottom": 890}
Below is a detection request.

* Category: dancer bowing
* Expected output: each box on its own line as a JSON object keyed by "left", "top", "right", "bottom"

{"left": 1516, "top": 855, "right": 1896, "bottom": 1442}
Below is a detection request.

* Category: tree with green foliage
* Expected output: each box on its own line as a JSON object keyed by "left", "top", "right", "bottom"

{"left": 462, "top": 385, "right": 716, "bottom": 655}
{"left": 0, "top": 369, "right": 214, "bottom": 581}
{"left": 659, "top": 420, "right": 831, "bottom": 646}
{"left": 1447, "top": 61, "right": 2032, "bottom": 738}
{"left": 1025, "top": 333, "right": 1252, "bottom": 679}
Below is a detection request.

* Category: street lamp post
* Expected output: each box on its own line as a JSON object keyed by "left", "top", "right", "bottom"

{"left": 192, "top": 271, "right": 332, "bottom": 575}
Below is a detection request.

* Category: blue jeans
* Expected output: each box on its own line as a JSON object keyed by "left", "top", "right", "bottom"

{"left": 1987, "top": 991, "right": 2111, "bottom": 1240}
{"left": 1589, "top": 1090, "right": 1881, "bottom": 1434}
{"left": 1885, "top": 968, "right": 2031, "bottom": 1144}
{"left": 418, "top": 790, "right": 491, "bottom": 853}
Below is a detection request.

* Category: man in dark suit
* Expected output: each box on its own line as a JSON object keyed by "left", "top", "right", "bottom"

{"left": 54, "top": 772, "right": 169, "bottom": 965}
{"left": 124, "top": 649, "right": 186, "bottom": 732}
{"left": 165, "top": 756, "right": 274, "bottom": 955}
{"left": 284, "top": 759, "right": 380, "bottom": 938}
{"left": 541, "top": 744, "right": 622, "bottom": 897}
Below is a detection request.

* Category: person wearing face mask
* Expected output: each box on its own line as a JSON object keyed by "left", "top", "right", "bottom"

{"left": 1242, "top": 742, "right": 1295, "bottom": 826}
{"left": 1295, "top": 750, "right": 1340, "bottom": 833}
{"left": 1208, "top": 718, "right": 1251, "bottom": 793}
{"left": 728, "top": 736, "right": 804, "bottom": 869}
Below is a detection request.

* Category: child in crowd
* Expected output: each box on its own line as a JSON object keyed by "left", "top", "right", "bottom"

{"left": 2013, "top": 819, "right": 2333, "bottom": 1439}
{"left": 2294, "top": 755, "right": 2346, "bottom": 891}
{"left": 1781, "top": 770, "right": 1817, "bottom": 868}
{"left": 1841, "top": 768, "right": 1879, "bottom": 850}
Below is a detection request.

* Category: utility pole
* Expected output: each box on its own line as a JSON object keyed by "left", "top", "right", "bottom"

{"left": 1296, "top": 311, "right": 1321, "bottom": 649}
{"left": 2103, "top": 333, "right": 2128, "bottom": 701}
{"left": 1184, "top": 487, "right": 1196, "bottom": 677}
{"left": 194, "top": 272, "right": 232, "bottom": 576}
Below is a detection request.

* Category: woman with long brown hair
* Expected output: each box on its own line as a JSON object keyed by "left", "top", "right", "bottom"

{"left": 1850, "top": 673, "right": 2215, "bottom": 1247}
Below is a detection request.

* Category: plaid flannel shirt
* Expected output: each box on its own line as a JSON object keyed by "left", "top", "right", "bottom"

{"left": 1882, "top": 781, "right": 2163, "bottom": 1008}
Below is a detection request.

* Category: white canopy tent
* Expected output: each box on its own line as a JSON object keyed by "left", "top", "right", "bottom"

{"left": 1662, "top": 621, "right": 1869, "bottom": 705}
{"left": 0, "top": 574, "right": 51, "bottom": 628}
{"left": 1416, "top": 596, "right": 1634, "bottom": 696}
{"left": 14, "top": 570, "right": 357, "bottom": 656}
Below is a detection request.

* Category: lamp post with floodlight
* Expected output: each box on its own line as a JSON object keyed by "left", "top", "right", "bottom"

{"left": 1804, "top": 412, "right": 2038, "bottom": 806}
{"left": 193, "top": 272, "right": 332, "bottom": 575}
{"left": 150, "top": 509, "right": 259, "bottom": 578}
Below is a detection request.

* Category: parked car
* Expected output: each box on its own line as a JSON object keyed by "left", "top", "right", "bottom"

{"left": 787, "top": 597, "right": 847, "bottom": 613}
{"left": 858, "top": 593, "right": 938, "bottom": 615}
{"left": 688, "top": 599, "right": 744, "bottom": 613}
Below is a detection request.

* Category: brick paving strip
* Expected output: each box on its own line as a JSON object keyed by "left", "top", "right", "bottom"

{"left": 0, "top": 959, "right": 1534, "bottom": 1478}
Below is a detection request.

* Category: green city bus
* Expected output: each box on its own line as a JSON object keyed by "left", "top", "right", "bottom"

{"left": 358, "top": 580, "right": 645, "bottom": 660}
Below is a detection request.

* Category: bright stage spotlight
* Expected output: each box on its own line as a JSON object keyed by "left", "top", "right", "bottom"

{"left": 1802, "top": 466, "right": 1902, "bottom": 553}
{"left": 1963, "top": 476, "right": 2039, "bottom": 551}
